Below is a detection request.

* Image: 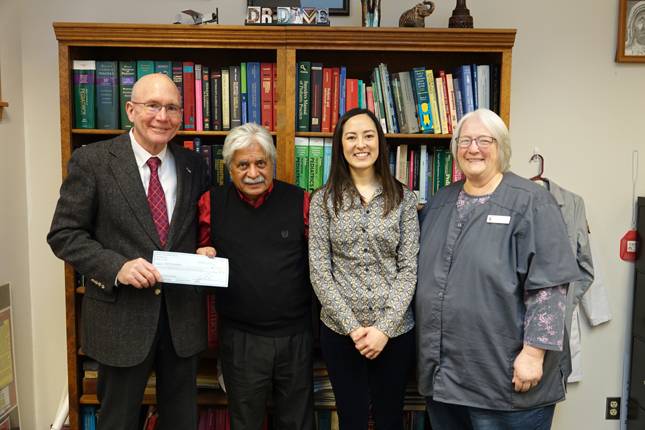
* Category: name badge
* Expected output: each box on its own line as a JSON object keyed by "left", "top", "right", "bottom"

{"left": 487, "top": 215, "right": 511, "bottom": 224}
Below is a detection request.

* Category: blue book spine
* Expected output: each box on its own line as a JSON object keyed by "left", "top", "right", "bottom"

{"left": 459, "top": 65, "right": 475, "bottom": 114}
{"left": 471, "top": 63, "right": 478, "bottom": 109}
{"left": 247, "top": 62, "right": 262, "bottom": 125}
{"left": 339, "top": 66, "right": 347, "bottom": 115}
{"left": 411, "top": 67, "right": 433, "bottom": 134}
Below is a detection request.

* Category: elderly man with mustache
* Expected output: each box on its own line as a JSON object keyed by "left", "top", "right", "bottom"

{"left": 196, "top": 122, "right": 314, "bottom": 430}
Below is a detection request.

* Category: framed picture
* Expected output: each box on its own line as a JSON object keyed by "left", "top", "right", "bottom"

{"left": 300, "top": 0, "right": 349, "bottom": 16}
{"left": 248, "top": 0, "right": 349, "bottom": 16}
{"left": 616, "top": 0, "right": 645, "bottom": 62}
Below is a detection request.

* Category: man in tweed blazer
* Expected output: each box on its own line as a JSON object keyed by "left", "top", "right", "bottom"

{"left": 48, "top": 73, "right": 208, "bottom": 430}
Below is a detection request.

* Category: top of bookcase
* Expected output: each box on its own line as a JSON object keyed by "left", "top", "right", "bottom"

{"left": 53, "top": 23, "right": 516, "bottom": 51}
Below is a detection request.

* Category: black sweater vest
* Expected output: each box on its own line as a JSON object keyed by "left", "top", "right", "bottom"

{"left": 211, "top": 180, "right": 311, "bottom": 336}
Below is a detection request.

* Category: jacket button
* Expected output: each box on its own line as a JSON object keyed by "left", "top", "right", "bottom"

{"left": 154, "top": 288, "right": 161, "bottom": 295}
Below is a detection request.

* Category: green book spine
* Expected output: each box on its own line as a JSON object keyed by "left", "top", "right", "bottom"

{"left": 95, "top": 61, "right": 118, "bottom": 129}
{"left": 119, "top": 61, "right": 136, "bottom": 130}
{"left": 294, "top": 137, "right": 310, "bottom": 190}
{"left": 432, "top": 147, "right": 441, "bottom": 194}
{"left": 154, "top": 61, "right": 172, "bottom": 77}
{"left": 443, "top": 150, "right": 453, "bottom": 187}
{"left": 136, "top": 60, "right": 155, "bottom": 80}
{"left": 73, "top": 60, "right": 96, "bottom": 129}
{"left": 297, "top": 61, "right": 311, "bottom": 132}
{"left": 307, "top": 137, "right": 325, "bottom": 191}
{"left": 240, "top": 62, "right": 248, "bottom": 124}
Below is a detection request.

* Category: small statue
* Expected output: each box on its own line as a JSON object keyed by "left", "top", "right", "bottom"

{"left": 361, "top": 0, "right": 381, "bottom": 27}
{"left": 398, "top": 1, "right": 435, "bottom": 28}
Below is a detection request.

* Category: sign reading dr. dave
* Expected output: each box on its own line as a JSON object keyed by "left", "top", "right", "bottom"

{"left": 245, "top": 6, "right": 330, "bottom": 25}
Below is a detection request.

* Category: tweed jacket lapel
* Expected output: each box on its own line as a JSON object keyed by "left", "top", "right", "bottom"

{"left": 108, "top": 134, "right": 163, "bottom": 248}
{"left": 166, "top": 143, "right": 194, "bottom": 250}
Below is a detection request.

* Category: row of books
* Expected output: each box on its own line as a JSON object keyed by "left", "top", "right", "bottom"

{"left": 293, "top": 137, "right": 463, "bottom": 203}
{"left": 295, "top": 61, "right": 499, "bottom": 135}
{"left": 72, "top": 60, "right": 278, "bottom": 132}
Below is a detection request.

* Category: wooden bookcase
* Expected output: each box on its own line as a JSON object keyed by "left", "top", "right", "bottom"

{"left": 54, "top": 22, "right": 515, "bottom": 429}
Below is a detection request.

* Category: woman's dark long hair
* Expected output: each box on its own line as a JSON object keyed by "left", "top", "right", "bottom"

{"left": 322, "top": 108, "right": 403, "bottom": 216}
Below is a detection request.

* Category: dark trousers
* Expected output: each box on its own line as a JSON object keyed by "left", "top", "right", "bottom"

{"left": 427, "top": 399, "right": 556, "bottom": 430}
{"left": 219, "top": 324, "right": 315, "bottom": 430}
{"left": 97, "top": 297, "right": 199, "bottom": 430}
{"left": 320, "top": 324, "right": 415, "bottom": 430}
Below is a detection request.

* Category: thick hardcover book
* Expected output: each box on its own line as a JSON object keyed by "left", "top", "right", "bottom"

{"left": 399, "top": 72, "right": 419, "bottom": 134}
{"left": 490, "top": 63, "right": 500, "bottom": 114}
{"left": 229, "top": 65, "right": 242, "bottom": 128}
{"left": 182, "top": 62, "right": 196, "bottom": 130}
{"left": 309, "top": 63, "right": 323, "bottom": 132}
{"left": 438, "top": 70, "right": 452, "bottom": 133}
{"left": 471, "top": 63, "right": 478, "bottom": 109}
{"left": 195, "top": 64, "right": 203, "bottom": 132}
{"left": 435, "top": 76, "right": 449, "bottom": 135}
{"left": 366, "top": 86, "right": 375, "bottom": 114}
{"left": 221, "top": 68, "right": 231, "bottom": 130}
{"left": 95, "top": 61, "right": 118, "bottom": 129}
{"left": 273, "top": 64, "right": 278, "bottom": 132}
{"left": 307, "top": 137, "right": 324, "bottom": 191}
{"left": 247, "top": 62, "right": 262, "bottom": 125}
{"left": 390, "top": 75, "right": 407, "bottom": 133}
{"left": 445, "top": 73, "right": 458, "bottom": 131}
{"left": 378, "top": 63, "right": 399, "bottom": 133}
{"left": 457, "top": 64, "right": 475, "bottom": 114}
{"left": 330, "top": 67, "right": 340, "bottom": 132}
{"left": 212, "top": 144, "right": 226, "bottom": 186}
{"left": 202, "top": 66, "right": 211, "bottom": 130}
{"left": 321, "top": 67, "right": 333, "bottom": 132}
{"left": 395, "top": 144, "right": 408, "bottom": 184}
{"left": 260, "top": 63, "right": 273, "bottom": 130}
{"left": 136, "top": 60, "right": 155, "bottom": 80}
{"left": 172, "top": 62, "right": 183, "bottom": 129}
{"left": 294, "top": 137, "right": 309, "bottom": 190}
{"left": 453, "top": 77, "right": 464, "bottom": 122}
{"left": 345, "top": 78, "right": 359, "bottom": 112}
{"left": 411, "top": 67, "right": 433, "bottom": 134}
{"left": 339, "top": 66, "right": 347, "bottom": 116}
{"left": 154, "top": 61, "right": 172, "bottom": 77}
{"left": 425, "top": 69, "right": 441, "bottom": 134}
{"left": 118, "top": 60, "right": 136, "bottom": 130}
{"left": 296, "top": 61, "right": 312, "bottom": 132}
{"left": 476, "top": 64, "right": 490, "bottom": 109}
{"left": 210, "top": 69, "right": 222, "bottom": 131}
{"left": 371, "top": 68, "right": 387, "bottom": 132}
{"left": 323, "top": 138, "right": 332, "bottom": 184}
{"left": 73, "top": 60, "right": 96, "bottom": 129}
{"left": 240, "top": 62, "right": 248, "bottom": 124}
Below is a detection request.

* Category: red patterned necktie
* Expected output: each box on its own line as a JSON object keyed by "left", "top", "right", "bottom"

{"left": 146, "top": 157, "right": 169, "bottom": 247}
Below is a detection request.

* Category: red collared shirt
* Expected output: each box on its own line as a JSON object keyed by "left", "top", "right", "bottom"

{"left": 198, "top": 183, "right": 310, "bottom": 247}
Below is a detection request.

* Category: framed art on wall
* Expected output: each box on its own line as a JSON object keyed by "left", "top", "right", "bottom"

{"left": 617, "top": 0, "right": 645, "bottom": 62}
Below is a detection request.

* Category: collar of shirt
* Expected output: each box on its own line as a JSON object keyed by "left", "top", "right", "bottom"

{"left": 235, "top": 181, "right": 275, "bottom": 208}
{"left": 129, "top": 129, "right": 169, "bottom": 168}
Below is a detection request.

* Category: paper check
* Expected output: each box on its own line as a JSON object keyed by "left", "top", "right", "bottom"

{"left": 152, "top": 251, "right": 229, "bottom": 288}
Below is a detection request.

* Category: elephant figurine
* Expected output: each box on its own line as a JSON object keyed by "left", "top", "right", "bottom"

{"left": 398, "top": 1, "right": 435, "bottom": 27}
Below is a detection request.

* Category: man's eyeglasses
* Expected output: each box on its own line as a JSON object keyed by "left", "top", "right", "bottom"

{"left": 456, "top": 135, "right": 496, "bottom": 148}
{"left": 130, "top": 101, "right": 182, "bottom": 117}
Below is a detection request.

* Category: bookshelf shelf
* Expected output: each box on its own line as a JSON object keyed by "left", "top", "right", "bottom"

{"left": 55, "top": 23, "right": 515, "bottom": 429}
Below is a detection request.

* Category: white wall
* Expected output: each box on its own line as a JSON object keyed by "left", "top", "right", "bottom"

{"left": 0, "top": 0, "right": 35, "bottom": 429}
{"left": 13, "top": 0, "right": 645, "bottom": 428}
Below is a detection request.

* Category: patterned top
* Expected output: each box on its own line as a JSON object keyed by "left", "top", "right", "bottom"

{"left": 309, "top": 184, "right": 420, "bottom": 338}
{"left": 458, "top": 190, "right": 566, "bottom": 350}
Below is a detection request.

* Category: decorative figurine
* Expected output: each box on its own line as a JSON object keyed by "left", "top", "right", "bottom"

{"left": 361, "top": 0, "right": 381, "bottom": 27}
{"left": 448, "top": 0, "right": 473, "bottom": 28}
{"left": 174, "top": 9, "right": 219, "bottom": 25}
{"left": 398, "top": 1, "right": 435, "bottom": 28}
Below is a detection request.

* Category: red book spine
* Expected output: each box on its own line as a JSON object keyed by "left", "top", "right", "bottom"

{"left": 346, "top": 78, "right": 358, "bottom": 111}
{"left": 330, "top": 67, "right": 340, "bottom": 132}
{"left": 272, "top": 63, "right": 277, "bottom": 131}
{"left": 321, "top": 67, "right": 333, "bottom": 132}
{"left": 182, "top": 62, "right": 196, "bottom": 130}
{"left": 260, "top": 63, "right": 273, "bottom": 130}
{"left": 366, "top": 86, "right": 375, "bottom": 114}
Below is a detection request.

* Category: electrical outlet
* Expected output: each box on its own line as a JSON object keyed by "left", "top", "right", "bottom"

{"left": 606, "top": 397, "right": 621, "bottom": 420}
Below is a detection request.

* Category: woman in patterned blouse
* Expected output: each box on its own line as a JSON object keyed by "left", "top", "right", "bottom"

{"left": 309, "top": 108, "right": 420, "bottom": 430}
